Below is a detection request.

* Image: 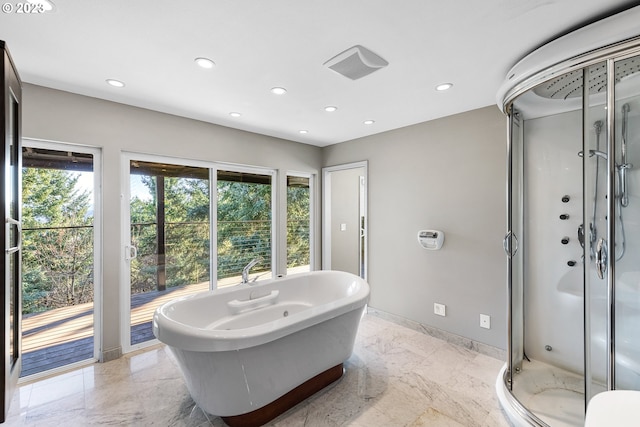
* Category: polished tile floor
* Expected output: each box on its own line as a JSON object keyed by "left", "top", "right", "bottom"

{"left": 6, "top": 314, "right": 511, "bottom": 426}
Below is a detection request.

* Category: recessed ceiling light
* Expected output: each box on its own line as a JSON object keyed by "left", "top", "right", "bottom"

{"left": 271, "top": 87, "right": 287, "bottom": 95}
{"left": 363, "top": 120, "right": 375, "bottom": 125}
{"left": 324, "top": 106, "right": 338, "bottom": 112}
{"left": 195, "top": 57, "right": 215, "bottom": 69}
{"left": 435, "top": 83, "right": 453, "bottom": 91}
{"left": 106, "top": 79, "right": 125, "bottom": 88}
{"left": 229, "top": 112, "right": 242, "bottom": 118}
{"left": 299, "top": 130, "right": 308, "bottom": 134}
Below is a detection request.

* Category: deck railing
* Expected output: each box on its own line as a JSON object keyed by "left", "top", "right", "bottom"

{"left": 21, "top": 219, "right": 309, "bottom": 377}
{"left": 22, "top": 225, "right": 94, "bottom": 315}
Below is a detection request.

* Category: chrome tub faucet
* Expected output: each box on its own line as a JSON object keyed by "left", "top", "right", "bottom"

{"left": 241, "top": 258, "right": 262, "bottom": 284}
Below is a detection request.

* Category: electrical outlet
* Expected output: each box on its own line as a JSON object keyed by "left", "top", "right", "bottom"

{"left": 480, "top": 314, "right": 491, "bottom": 329}
{"left": 434, "top": 303, "right": 446, "bottom": 317}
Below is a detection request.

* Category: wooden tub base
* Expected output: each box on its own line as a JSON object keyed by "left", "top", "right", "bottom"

{"left": 221, "top": 363, "right": 344, "bottom": 427}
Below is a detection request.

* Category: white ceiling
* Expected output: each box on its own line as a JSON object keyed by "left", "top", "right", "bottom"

{"left": 0, "top": 1, "right": 636, "bottom": 147}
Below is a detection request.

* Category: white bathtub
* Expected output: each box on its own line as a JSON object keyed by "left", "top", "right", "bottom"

{"left": 152, "top": 270, "right": 369, "bottom": 425}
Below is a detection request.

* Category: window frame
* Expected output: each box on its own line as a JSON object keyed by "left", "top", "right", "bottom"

{"left": 285, "top": 171, "right": 314, "bottom": 274}
{"left": 214, "top": 164, "right": 277, "bottom": 288}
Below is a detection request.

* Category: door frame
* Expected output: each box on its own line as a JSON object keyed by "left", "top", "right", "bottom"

{"left": 21, "top": 139, "right": 103, "bottom": 376}
{"left": 1, "top": 40, "right": 21, "bottom": 421}
{"left": 322, "top": 161, "right": 368, "bottom": 280}
{"left": 120, "top": 152, "right": 215, "bottom": 353}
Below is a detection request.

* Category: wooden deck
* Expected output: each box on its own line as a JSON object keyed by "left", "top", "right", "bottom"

{"left": 21, "top": 266, "right": 309, "bottom": 377}
{"left": 21, "top": 281, "right": 208, "bottom": 377}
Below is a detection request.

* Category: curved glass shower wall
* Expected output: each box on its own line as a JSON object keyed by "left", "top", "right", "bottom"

{"left": 496, "top": 6, "right": 640, "bottom": 427}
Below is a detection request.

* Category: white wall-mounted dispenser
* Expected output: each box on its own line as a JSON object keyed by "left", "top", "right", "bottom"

{"left": 417, "top": 230, "right": 445, "bottom": 250}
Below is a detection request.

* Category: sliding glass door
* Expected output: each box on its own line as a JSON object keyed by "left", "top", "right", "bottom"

{"left": 286, "top": 174, "right": 312, "bottom": 274}
{"left": 21, "top": 141, "right": 101, "bottom": 377}
{"left": 125, "top": 158, "right": 210, "bottom": 349}
{"left": 216, "top": 168, "right": 275, "bottom": 287}
{"left": 122, "top": 155, "right": 286, "bottom": 351}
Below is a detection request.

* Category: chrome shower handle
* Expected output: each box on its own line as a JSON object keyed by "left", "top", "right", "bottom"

{"left": 578, "top": 224, "right": 585, "bottom": 248}
{"left": 619, "top": 163, "right": 632, "bottom": 208}
{"left": 595, "top": 237, "right": 607, "bottom": 280}
{"left": 503, "top": 231, "right": 519, "bottom": 258}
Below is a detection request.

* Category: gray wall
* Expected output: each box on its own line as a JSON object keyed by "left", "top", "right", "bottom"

{"left": 22, "top": 83, "right": 508, "bottom": 355}
{"left": 323, "top": 106, "right": 508, "bottom": 349}
{"left": 22, "top": 84, "right": 323, "bottom": 360}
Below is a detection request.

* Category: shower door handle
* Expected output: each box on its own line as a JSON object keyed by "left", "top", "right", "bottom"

{"left": 595, "top": 238, "right": 607, "bottom": 280}
{"left": 503, "top": 231, "right": 518, "bottom": 258}
{"left": 577, "top": 224, "right": 585, "bottom": 248}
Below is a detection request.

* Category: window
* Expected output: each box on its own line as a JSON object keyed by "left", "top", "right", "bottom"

{"left": 287, "top": 174, "right": 312, "bottom": 273}
{"left": 217, "top": 169, "right": 274, "bottom": 287}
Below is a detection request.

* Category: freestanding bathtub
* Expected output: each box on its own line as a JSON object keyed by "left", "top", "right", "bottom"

{"left": 153, "top": 270, "right": 370, "bottom": 426}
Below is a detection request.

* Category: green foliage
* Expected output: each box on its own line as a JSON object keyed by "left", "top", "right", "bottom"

{"left": 130, "top": 175, "right": 210, "bottom": 292}
{"left": 164, "top": 176, "right": 210, "bottom": 287}
{"left": 130, "top": 176, "right": 159, "bottom": 293}
{"left": 23, "top": 165, "right": 312, "bottom": 312}
{"left": 129, "top": 174, "right": 310, "bottom": 287}
{"left": 22, "top": 168, "right": 94, "bottom": 314}
{"left": 23, "top": 168, "right": 90, "bottom": 227}
{"left": 287, "top": 186, "right": 310, "bottom": 268}
{"left": 217, "top": 181, "right": 272, "bottom": 278}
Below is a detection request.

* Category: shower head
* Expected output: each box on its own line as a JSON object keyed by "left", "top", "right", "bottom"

{"left": 533, "top": 57, "right": 640, "bottom": 99}
{"left": 594, "top": 120, "right": 603, "bottom": 133}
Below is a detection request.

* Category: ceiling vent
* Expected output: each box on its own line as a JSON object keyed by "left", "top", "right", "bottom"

{"left": 323, "top": 45, "right": 388, "bottom": 80}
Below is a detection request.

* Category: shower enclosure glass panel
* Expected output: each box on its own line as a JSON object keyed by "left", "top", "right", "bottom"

{"left": 506, "top": 108, "right": 524, "bottom": 389}
{"left": 583, "top": 61, "right": 609, "bottom": 403}
{"left": 613, "top": 54, "right": 640, "bottom": 391}
{"left": 508, "top": 75, "right": 586, "bottom": 426}
{"left": 501, "top": 48, "right": 640, "bottom": 426}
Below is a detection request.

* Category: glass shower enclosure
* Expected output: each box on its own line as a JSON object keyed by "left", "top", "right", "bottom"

{"left": 497, "top": 6, "right": 640, "bottom": 427}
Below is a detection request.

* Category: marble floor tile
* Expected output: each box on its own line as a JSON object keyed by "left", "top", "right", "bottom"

{"left": 5, "top": 314, "right": 509, "bottom": 426}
